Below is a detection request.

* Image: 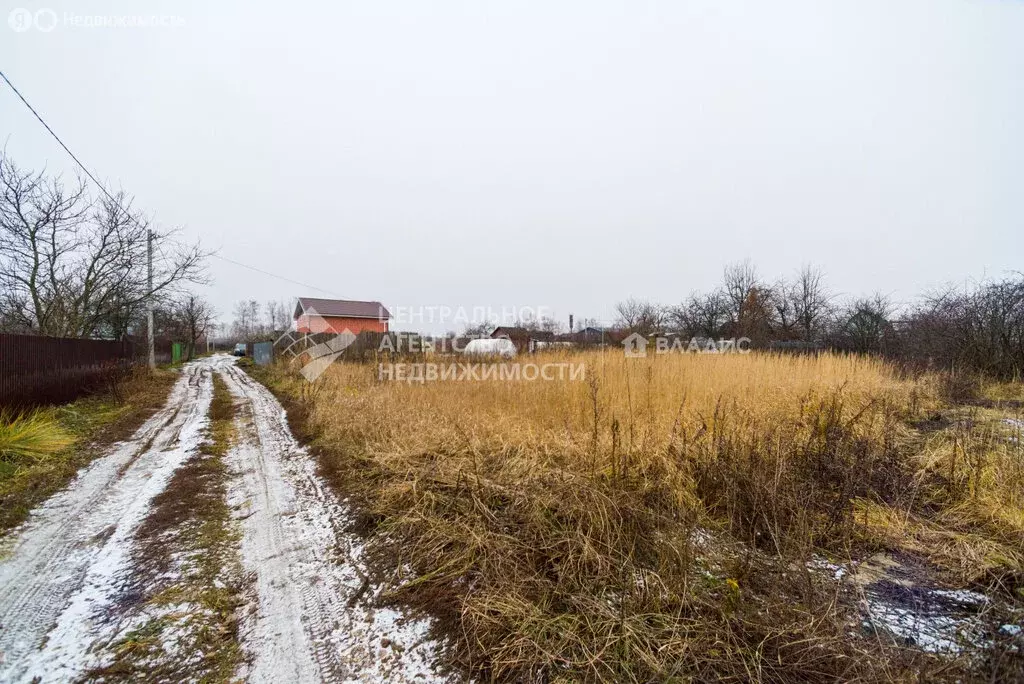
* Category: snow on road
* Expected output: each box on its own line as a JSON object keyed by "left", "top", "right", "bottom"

{"left": 0, "top": 360, "right": 214, "bottom": 683}
{"left": 217, "top": 357, "right": 446, "bottom": 683}
{"left": 0, "top": 355, "right": 448, "bottom": 683}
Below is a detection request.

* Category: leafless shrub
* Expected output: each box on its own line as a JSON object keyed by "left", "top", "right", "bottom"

{"left": 899, "top": 275, "right": 1024, "bottom": 379}
{"left": 829, "top": 293, "right": 897, "bottom": 354}
{"left": 614, "top": 297, "right": 666, "bottom": 336}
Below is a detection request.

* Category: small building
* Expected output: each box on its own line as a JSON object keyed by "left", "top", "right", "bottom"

{"left": 556, "top": 326, "right": 625, "bottom": 346}
{"left": 293, "top": 297, "right": 391, "bottom": 334}
{"left": 490, "top": 326, "right": 554, "bottom": 353}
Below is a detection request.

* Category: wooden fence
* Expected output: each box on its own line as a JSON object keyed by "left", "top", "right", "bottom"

{"left": 0, "top": 333, "right": 137, "bottom": 408}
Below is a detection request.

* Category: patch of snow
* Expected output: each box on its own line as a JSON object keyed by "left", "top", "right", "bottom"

{"left": 689, "top": 527, "right": 714, "bottom": 549}
{"left": 808, "top": 553, "right": 996, "bottom": 655}
{"left": 930, "top": 589, "right": 988, "bottom": 608}
{"left": 1004, "top": 419, "right": 1023, "bottom": 443}
{"left": 808, "top": 556, "right": 848, "bottom": 581}
{"left": 861, "top": 582, "right": 988, "bottom": 654}
{"left": 862, "top": 604, "right": 972, "bottom": 653}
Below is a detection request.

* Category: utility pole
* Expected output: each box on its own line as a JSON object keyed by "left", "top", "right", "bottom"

{"left": 147, "top": 229, "right": 155, "bottom": 369}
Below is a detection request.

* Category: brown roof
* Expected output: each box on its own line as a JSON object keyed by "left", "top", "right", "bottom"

{"left": 490, "top": 327, "right": 554, "bottom": 341}
{"left": 294, "top": 297, "right": 391, "bottom": 320}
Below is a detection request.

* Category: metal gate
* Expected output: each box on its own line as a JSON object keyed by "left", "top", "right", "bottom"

{"left": 253, "top": 341, "right": 273, "bottom": 366}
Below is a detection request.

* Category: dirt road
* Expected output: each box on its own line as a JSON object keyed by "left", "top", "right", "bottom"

{"left": 0, "top": 355, "right": 445, "bottom": 683}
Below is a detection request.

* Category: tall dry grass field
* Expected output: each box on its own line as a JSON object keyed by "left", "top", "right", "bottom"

{"left": 274, "top": 350, "right": 1018, "bottom": 681}
{"left": 316, "top": 350, "right": 921, "bottom": 469}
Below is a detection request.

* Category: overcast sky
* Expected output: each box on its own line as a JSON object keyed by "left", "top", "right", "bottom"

{"left": 3, "top": 0, "right": 1022, "bottom": 332}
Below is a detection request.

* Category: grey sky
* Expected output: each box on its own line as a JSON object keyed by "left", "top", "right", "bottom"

{"left": 3, "top": 0, "right": 1022, "bottom": 332}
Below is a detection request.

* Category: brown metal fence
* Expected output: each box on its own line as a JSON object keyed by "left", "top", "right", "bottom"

{"left": 274, "top": 331, "right": 392, "bottom": 363}
{"left": 0, "top": 334, "right": 137, "bottom": 408}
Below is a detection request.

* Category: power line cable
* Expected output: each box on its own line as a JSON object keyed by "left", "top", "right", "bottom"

{"left": 0, "top": 68, "right": 341, "bottom": 298}
{"left": 176, "top": 239, "right": 341, "bottom": 297}
{"left": 0, "top": 69, "right": 117, "bottom": 203}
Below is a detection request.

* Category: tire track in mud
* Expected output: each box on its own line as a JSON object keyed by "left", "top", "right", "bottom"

{"left": 217, "top": 358, "right": 447, "bottom": 684}
{"left": 0, "top": 361, "right": 214, "bottom": 684}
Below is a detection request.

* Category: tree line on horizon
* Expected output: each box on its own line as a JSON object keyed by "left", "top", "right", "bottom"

{"left": 611, "top": 260, "right": 1024, "bottom": 379}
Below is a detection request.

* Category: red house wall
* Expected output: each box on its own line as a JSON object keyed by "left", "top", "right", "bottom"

{"left": 295, "top": 315, "right": 388, "bottom": 334}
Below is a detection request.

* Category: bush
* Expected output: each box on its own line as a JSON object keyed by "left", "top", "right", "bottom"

{"left": 0, "top": 410, "right": 74, "bottom": 465}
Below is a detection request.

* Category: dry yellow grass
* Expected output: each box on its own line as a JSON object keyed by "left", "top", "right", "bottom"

{"left": 0, "top": 410, "right": 74, "bottom": 464}
{"left": 262, "top": 349, "right": 1020, "bottom": 681}
{"left": 857, "top": 403, "right": 1024, "bottom": 583}
{"left": 316, "top": 350, "right": 925, "bottom": 467}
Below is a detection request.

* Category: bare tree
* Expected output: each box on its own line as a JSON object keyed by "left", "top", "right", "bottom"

{"left": 838, "top": 293, "right": 894, "bottom": 353}
{"left": 614, "top": 298, "right": 665, "bottom": 336}
{"left": 790, "top": 265, "right": 833, "bottom": 342}
{"left": 0, "top": 154, "right": 207, "bottom": 337}
{"left": 770, "top": 278, "right": 798, "bottom": 338}
{"left": 264, "top": 299, "right": 292, "bottom": 333}
{"left": 0, "top": 157, "right": 88, "bottom": 334}
{"left": 462, "top": 321, "right": 492, "bottom": 338}
{"left": 904, "top": 275, "right": 1024, "bottom": 378}
{"left": 673, "top": 290, "right": 729, "bottom": 338}
{"left": 741, "top": 286, "right": 776, "bottom": 345}
{"left": 517, "top": 312, "right": 564, "bottom": 335}
{"left": 722, "top": 259, "right": 761, "bottom": 327}
{"left": 536, "top": 315, "right": 564, "bottom": 334}
{"left": 176, "top": 295, "right": 215, "bottom": 359}
{"left": 232, "top": 300, "right": 262, "bottom": 341}
{"left": 614, "top": 298, "right": 644, "bottom": 331}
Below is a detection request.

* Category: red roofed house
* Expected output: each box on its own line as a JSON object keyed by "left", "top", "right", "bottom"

{"left": 293, "top": 297, "right": 391, "bottom": 334}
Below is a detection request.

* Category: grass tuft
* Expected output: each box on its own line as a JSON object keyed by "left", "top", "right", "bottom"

{"left": 0, "top": 410, "right": 74, "bottom": 464}
{"left": 0, "top": 368, "right": 177, "bottom": 533}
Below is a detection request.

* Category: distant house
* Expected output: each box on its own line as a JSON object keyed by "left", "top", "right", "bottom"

{"left": 556, "top": 326, "right": 625, "bottom": 345}
{"left": 578, "top": 326, "right": 611, "bottom": 344}
{"left": 293, "top": 297, "right": 390, "bottom": 334}
{"left": 490, "top": 326, "right": 554, "bottom": 353}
